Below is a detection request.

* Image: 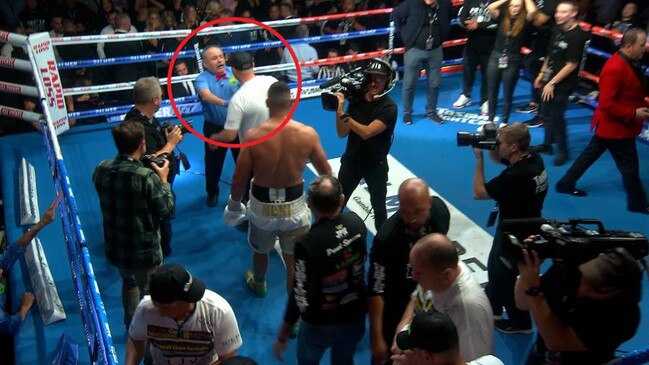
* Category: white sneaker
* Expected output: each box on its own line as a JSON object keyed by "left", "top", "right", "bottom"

{"left": 453, "top": 94, "right": 471, "bottom": 108}
{"left": 481, "top": 101, "right": 489, "bottom": 115}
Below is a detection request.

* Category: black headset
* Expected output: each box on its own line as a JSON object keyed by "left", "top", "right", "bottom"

{"left": 363, "top": 58, "right": 397, "bottom": 97}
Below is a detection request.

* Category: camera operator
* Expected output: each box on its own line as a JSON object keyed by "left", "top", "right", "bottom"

{"left": 472, "top": 123, "right": 548, "bottom": 333}
{"left": 125, "top": 77, "right": 183, "bottom": 257}
{"left": 93, "top": 120, "right": 175, "bottom": 330}
{"left": 335, "top": 58, "right": 398, "bottom": 231}
{"left": 515, "top": 247, "right": 642, "bottom": 364}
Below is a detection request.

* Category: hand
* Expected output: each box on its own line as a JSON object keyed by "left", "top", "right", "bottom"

{"left": 464, "top": 19, "right": 478, "bottom": 31}
{"left": 273, "top": 339, "right": 288, "bottom": 361}
{"left": 635, "top": 107, "right": 649, "bottom": 120}
{"left": 542, "top": 83, "right": 555, "bottom": 102}
{"left": 165, "top": 126, "right": 183, "bottom": 146}
{"left": 208, "top": 133, "right": 220, "bottom": 151}
{"left": 21, "top": 292, "right": 35, "bottom": 310}
{"left": 533, "top": 77, "right": 543, "bottom": 89}
{"left": 473, "top": 147, "right": 484, "bottom": 160}
{"left": 371, "top": 338, "right": 390, "bottom": 365}
{"left": 150, "top": 158, "right": 170, "bottom": 183}
{"left": 517, "top": 249, "right": 541, "bottom": 290}
{"left": 40, "top": 198, "right": 58, "bottom": 226}
{"left": 335, "top": 92, "right": 345, "bottom": 107}
{"left": 0, "top": 268, "right": 3, "bottom": 280}
{"left": 77, "top": 94, "right": 90, "bottom": 102}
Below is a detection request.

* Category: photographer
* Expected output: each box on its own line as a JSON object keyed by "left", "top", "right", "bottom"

{"left": 556, "top": 28, "right": 649, "bottom": 215}
{"left": 472, "top": 123, "right": 548, "bottom": 333}
{"left": 93, "top": 120, "right": 175, "bottom": 330}
{"left": 335, "top": 58, "right": 398, "bottom": 231}
{"left": 516, "top": 247, "right": 642, "bottom": 364}
{"left": 125, "top": 77, "right": 183, "bottom": 257}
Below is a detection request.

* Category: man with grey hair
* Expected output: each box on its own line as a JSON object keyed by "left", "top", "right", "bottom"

{"left": 124, "top": 76, "right": 183, "bottom": 257}
{"left": 279, "top": 24, "right": 319, "bottom": 82}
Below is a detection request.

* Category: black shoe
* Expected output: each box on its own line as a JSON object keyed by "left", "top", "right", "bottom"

{"left": 428, "top": 113, "right": 445, "bottom": 124}
{"left": 552, "top": 154, "right": 568, "bottom": 166}
{"left": 556, "top": 184, "right": 587, "bottom": 197}
{"left": 628, "top": 205, "right": 649, "bottom": 215}
{"left": 531, "top": 144, "right": 554, "bottom": 155}
{"left": 495, "top": 319, "right": 533, "bottom": 334}
{"left": 236, "top": 219, "right": 249, "bottom": 232}
{"left": 403, "top": 115, "right": 412, "bottom": 125}
{"left": 516, "top": 102, "right": 539, "bottom": 114}
{"left": 207, "top": 194, "right": 218, "bottom": 207}
{"left": 523, "top": 115, "right": 544, "bottom": 128}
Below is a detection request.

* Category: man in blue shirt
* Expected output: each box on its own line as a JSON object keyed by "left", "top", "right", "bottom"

{"left": 195, "top": 45, "right": 239, "bottom": 207}
{"left": 280, "top": 24, "right": 319, "bottom": 82}
{"left": 0, "top": 199, "right": 56, "bottom": 334}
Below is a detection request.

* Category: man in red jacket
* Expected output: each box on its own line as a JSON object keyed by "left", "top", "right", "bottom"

{"left": 556, "top": 28, "right": 649, "bottom": 214}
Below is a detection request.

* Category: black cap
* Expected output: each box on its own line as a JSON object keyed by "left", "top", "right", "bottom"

{"left": 149, "top": 264, "right": 206, "bottom": 304}
{"left": 228, "top": 52, "right": 254, "bottom": 71}
{"left": 364, "top": 58, "right": 392, "bottom": 77}
{"left": 396, "top": 311, "right": 459, "bottom": 353}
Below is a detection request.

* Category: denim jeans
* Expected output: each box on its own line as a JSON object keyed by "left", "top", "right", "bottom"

{"left": 297, "top": 319, "right": 365, "bottom": 365}
{"left": 402, "top": 46, "right": 443, "bottom": 117}
{"left": 487, "top": 51, "right": 522, "bottom": 124}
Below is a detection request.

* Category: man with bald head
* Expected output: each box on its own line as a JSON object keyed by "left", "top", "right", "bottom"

{"left": 368, "top": 178, "right": 450, "bottom": 364}
{"left": 392, "top": 233, "right": 494, "bottom": 364}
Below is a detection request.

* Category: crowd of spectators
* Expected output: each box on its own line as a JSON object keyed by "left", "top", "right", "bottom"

{"left": 0, "top": 0, "right": 647, "bottom": 136}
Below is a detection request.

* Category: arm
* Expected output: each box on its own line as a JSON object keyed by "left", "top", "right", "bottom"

{"left": 532, "top": 10, "right": 552, "bottom": 28}
{"left": 308, "top": 129, "right": 332, "bottom": 175}
{"left": 392, "top": 299, "right": 415, "bottom": 352}
{"left": 346, "top": 118, "right": 388, "bottom": 141}
{"left": 534, "top": 57, "right": 550, "bottom": 89}
{"left": 199, "top": 89, "right": 228, "bottom": 107}
{"left": 146, "top": 165, "right": 175, "bottom": 218}
{"left": 524, "top": 0, "right": 538, "bottom": 21}
{"left": 517, "top": 250, "right": 587, "bottom": 352}
{"left": 597, "top": 61, "right": 645, "bottom": 123}
{"left": 542, "top": 62, "right": 579, "bottom": 102}
{"left": 230, "top": 147, "right": 253, "bottom": 202}
{"left": 472, "top": 148, "right": 490, "bottom": 199}
{"left": 125, "top": 338, "right": 146, "bottom": 365}
{"left": 211, "top": 129, "right": 238, "bottom": 143}
{"left": 14, "top": 198, "right": 57, "bottom": 250}
{"left": 369, "top": 296, "right": 389, "bottom": 361}
{"left": 335, "top": 93, "right": 350, "bottom": 138}
{"left": 156, "top": 127, "right": 182, "bottom": 156}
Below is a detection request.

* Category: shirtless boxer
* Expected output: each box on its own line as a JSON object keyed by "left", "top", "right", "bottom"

{"left": 224, "top": 81, "right": 332, "bottom": 297}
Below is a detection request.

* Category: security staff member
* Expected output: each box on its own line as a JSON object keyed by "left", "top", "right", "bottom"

{"left": 335, "top": 58, "right": 398, "bottom": 231}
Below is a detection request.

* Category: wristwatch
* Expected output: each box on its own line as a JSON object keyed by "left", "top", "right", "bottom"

{"left": 524, "top": 287, "right": 542, "bottom": 297}
{"left": 339, "top": 113, "right": 350, "bottom": 122}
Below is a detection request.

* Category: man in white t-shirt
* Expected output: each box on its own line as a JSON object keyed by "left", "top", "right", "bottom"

{"left": 126, "top": 264, "right": 242, "bottom": 365}
{"left": 392, "top": 233, "right": 494, "bottom": 363}
{"left": 394, "top": 311, "right": 504, "bottom": 365}
{"left": 209, "top": 52, "right": 278, "bottom": 145}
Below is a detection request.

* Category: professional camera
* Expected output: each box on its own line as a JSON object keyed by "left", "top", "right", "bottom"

{"left": 319, "top": 67, "right": 365, "bottom": 111}
{"left": 502, "top": 218, "right": 648, "bottom": 264}
{"left": 164, "top": 120, "right": 193, "bottom": 134}
{"left": 457, "top": 123, "right": 498, "bottom": 150}
{"left": 141, "top": 152, "right": 170, "bottom": 168}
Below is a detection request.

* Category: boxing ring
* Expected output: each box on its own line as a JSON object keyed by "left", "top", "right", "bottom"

{"left": 1, "top": 2, "right": 649, "bottom": 364}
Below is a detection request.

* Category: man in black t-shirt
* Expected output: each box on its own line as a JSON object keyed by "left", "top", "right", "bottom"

{"left": 517, "top": 248, "right": 642, "bottom": 364}
{"left": 274, "top": 175, "right": 367, "bottom": 364}
{"left": 124, "top": 77, "right": 183, "bottom": 257}
{"left": 335, "top": 59, "right": 398, "bottom": 231}
{"left": 531, "top": 0, "right": 590, "bottom": 166}
{"left": 473, "top": 123, "right": 548, "bottom": 334}
{"left": 368, "top": 178, "right": 450, "bottom": 364}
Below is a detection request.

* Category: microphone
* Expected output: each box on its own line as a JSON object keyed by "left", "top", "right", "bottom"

{"left": 319, "top": 76, "right": 343, "bottom": 89}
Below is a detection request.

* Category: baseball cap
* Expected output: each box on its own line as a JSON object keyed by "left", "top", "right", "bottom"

{"left": 579, "top": 249, "right": 641, "bottom": 294}
{"left": 228, "top": 52, "right": 254, "bottom": 71}
{"left": 149, "top": 264, "right": 206, "bottom": 304}
{"left": 396, "top": 311, "right": 459, "bottom": 353}
{"left": 364, "top": 58, "right": 392, "bottom": 77}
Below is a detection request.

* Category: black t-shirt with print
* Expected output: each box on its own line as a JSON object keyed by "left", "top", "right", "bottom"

{"left": 546, "top": 25, "right": 590, "bottom": 93}
{"left": 344, "top": 94, "right": 398, "bottom": 164}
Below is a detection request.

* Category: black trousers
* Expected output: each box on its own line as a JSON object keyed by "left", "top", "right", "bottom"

{"left": 485, "top": 227, "right": 531, "bottom": 328}
{"left": 462, "top": 43, "right": 491, "bottom": 104}
{"left": 203, "top": 122, "right": 240, "bottom": 197}
{"left": 541, "top": 91, "right": 570, "bottom": 157}
{"left": 338, "top": 157, "right": 389, "bottom": 231}
{"left": 487, "top": 52, "right": 522, "bottom": 124}
{"left": 557, "top": 136, "right": 648, "bottom": 210}
{"left": 522, "top": 46, "right": 545, "bottom": 106}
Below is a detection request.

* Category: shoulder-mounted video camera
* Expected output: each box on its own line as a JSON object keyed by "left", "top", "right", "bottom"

{"left": 457, "top": 123, "right": 498, "bottom": 150}
{"left": 502, "top": 218, "right": 648, "bottom": 264}
{"left": 319, "top": 58, "right": 397, "bottom": 111}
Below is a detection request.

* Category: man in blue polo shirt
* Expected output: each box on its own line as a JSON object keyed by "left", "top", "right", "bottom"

{"left": 195, "top": 45, "right": 239, "bottom": 207}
